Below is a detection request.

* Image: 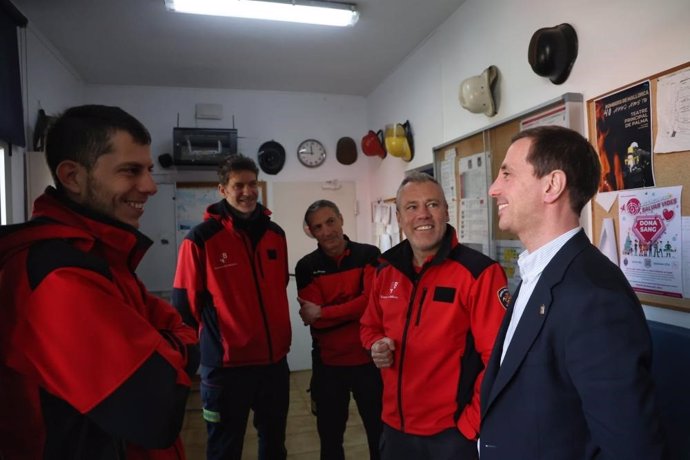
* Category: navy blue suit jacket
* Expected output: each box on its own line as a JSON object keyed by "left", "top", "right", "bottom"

{"left": 480, "top": 231, "right": 666, "bottom": 459}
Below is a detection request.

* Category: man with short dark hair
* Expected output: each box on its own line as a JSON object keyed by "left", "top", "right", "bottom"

{"left": 296, "top": 199, "right": 383, "bottom": 460}
{"left": 361, "top": 172, "right": 508, "bottom": 460}
{"left": 0, "top": 104, "right": 199, "bottom": 460}
{"left": 173, "top": 154, "right": 291, "bottom": 460}
{"left": 480, "top": 125, "right": 666, "bottom": 459}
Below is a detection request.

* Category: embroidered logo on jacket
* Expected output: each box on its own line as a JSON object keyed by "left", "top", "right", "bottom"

{"left": 497, "top": 287, "right": 511, "bottom": 310}
{"left": 380, "top": 281, "right": 400, "bottom": 299}
{"left": 213, "top": 251, "right": 238, "bottom": 270}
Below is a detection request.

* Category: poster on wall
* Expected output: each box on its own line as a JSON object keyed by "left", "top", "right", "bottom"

{"left": 618, "top": 185, "right": 683, "bottom": 298}
{"left": 495, "top": 239, "right": 524, "bottom": 294}
{"left": 595, "top": 81, "right": 654, "bottom": 192}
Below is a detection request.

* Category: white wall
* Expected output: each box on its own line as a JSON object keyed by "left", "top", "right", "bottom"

{"left": 22, "top": 26, "right": 84, "bottom": 130}
{"left": 17, "top": 0, "right": 690, "bottom": 329}
{"left": 82, "top": 84, "right": 377, "bottom": 244}
{"left": 10, "top": 25, "right": 83, "bottom": 223}
{"left": 366, "top": 0, "right": 690, "bottom": 326}
{"left": 367, "top": 0, "right": 690, "bottom": 189}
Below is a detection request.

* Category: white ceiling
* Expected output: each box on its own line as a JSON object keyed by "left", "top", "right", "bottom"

{"left": 14, "top": 0, "right": 466, "bottom": 96}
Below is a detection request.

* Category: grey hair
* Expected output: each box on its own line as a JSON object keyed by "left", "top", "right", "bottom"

{"left": 303, "top": 199, "right": 342, "bottom": 227}
{"left": 395, "top": 171, "right": 446, "bottom": 209}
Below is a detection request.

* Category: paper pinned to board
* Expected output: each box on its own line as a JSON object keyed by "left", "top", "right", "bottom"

{"left": 598, "top": 218, "right": 619, "bottom": 266}
{"left": 654, "top": 68, "right": 690, "bottom": 153}
{"left": 595, "top": 191, "right": 618, "bottom": 213}
{"left": 373, "top": 201, "right": 391, "bottom": 224}
{"left": 379, "top": 233, "right": 392, "bottom": 252}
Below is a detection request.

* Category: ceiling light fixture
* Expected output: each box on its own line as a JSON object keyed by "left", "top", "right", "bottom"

{"left": 164, "top": 0, "right": 359, "bottom": 27}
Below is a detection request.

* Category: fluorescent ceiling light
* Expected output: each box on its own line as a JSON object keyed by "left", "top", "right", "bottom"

{"left": 165, "top": 0, "right": 359, "bottom": 27}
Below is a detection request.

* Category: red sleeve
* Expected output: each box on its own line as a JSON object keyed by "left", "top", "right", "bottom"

{"left": 282, "top": 236, "right": 290, "bottom": 288}
{"left": 457, "top": 263, "right": 508, "bottom": 440}
{"left": 141, "top": 280, "right": 198, "bottom": 346}
{"left": 9, "top": 267, "right": 189, "bottom": 414}
{"left": 359, "top": 267, "right": 386, "bottom": 350}
{"left": 317, "top": 264, "right": 376, "bottom": 325}
{"left": 298, "top": 278, "right": 345, "bottom": 329}
{"left": 172, "top": 239, "right": 206, "bottom": 326}
{"left": 297, "top": 278, "right": 325, "bottom": 305}
{"left": 140, "top": 282, "right": 199, "bottom": 376}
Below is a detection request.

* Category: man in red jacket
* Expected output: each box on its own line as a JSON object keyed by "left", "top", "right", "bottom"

{"left": 0, "top": 105, "right": 199, "bottom": 460}
{"left": 360, "top": 172, "right": 508, "bottom": 460}
{"left": 296, "top": 200, "right": 383, "bottom": 460}
{"left": 173, "top": 155, "right": 291, "bottom": 460}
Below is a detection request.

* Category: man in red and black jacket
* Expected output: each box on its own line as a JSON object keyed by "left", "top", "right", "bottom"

{"left": 172, "top": 155, "right": 291, "bottom": 460}
{"left": 0, "top": 105, "right": 199, "bottom": 460}
{"left": 360, "top": 172, "right": 508, "bottom": 460}
{"left": 295, "top": 200, "right": 383, "bottom": 460}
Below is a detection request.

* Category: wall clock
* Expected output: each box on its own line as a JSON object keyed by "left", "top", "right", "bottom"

{"left": 297, "top": 139, "right": 327, "bottom": 168}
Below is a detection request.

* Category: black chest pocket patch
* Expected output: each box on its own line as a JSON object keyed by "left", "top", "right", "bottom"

{"left": 433, "top": 286, "right": 456, "bottom": 303}
{"left": 267, "top": 249, "right": 277, "bottom": 260}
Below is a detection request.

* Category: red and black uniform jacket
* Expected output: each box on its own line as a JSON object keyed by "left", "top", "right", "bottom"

{"left": 0, "top": 187, "right": 199, "bottom": 460}
{"left": 295, "top": 238, "right": 380, "bottom": 366}
{"left": 360, "top": 225, "right": 508, "bottom": 440}
{"left": 173, "top": 200, "right": 291, "bottom": 367}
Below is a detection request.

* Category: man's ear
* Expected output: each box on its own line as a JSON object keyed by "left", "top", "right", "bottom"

{"left": 544, "top": 169, "right": 567, "bottom": 204}
{"left": 55, "top": 160, "right": 87, "bottom": 196}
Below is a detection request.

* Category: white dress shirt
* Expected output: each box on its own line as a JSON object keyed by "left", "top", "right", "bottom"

{"left": 500, "top": 227, "right": 581, "bottom": 364}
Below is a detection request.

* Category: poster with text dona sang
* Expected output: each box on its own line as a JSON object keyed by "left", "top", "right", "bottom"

{"left": 618, "top": 186, "right": 682, "bottom": 297}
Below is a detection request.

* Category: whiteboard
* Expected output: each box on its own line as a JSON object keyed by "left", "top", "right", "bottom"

{"left": 175, "top": 181, "right": 266, "bottom": 249}
{"left": 137, "top": 183, "right": 177, "bottom": 293}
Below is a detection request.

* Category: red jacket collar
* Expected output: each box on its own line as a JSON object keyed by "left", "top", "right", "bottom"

{"left": 28, "top": 187, "right": 152, "bottom": 270}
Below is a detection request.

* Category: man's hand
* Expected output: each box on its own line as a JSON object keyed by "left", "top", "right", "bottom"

{"left": 297, "top": 297, "right": 322, "bottom": 325}
{"left": 371, "top": 337, "right": 395, "bottom": 368}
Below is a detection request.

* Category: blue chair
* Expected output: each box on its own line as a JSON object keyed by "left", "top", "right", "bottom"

{"left": 648, "top": 320, "right": 690, "bottom": 460}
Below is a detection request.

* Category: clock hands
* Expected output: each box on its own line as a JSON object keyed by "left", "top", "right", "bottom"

{"left": 297, "top": 139, "right": 325, "bottom": 167}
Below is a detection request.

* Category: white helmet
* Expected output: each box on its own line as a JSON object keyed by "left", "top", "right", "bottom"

{"left": 459, "top": 65, "right": 499, "bottom": 117}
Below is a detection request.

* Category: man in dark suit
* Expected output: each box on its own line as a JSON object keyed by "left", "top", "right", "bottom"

{"left": 480, "top": 125, "right": 666, "bottom": 459}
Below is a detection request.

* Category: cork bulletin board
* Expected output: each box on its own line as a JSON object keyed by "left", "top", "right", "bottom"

{"left": 588, "top": 61, "right": 690, "bottom": 312}
{"left": 434, "top": 93, "right": 585, "bottom": 251}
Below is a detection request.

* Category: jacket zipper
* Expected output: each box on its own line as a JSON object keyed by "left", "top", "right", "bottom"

{"left": 414, "top": 287, "right": 428, "bottom": 326}
{"left": 396, "top": 273, "right": 426, "bottom": 433}
{"left": 241, "top": 233, "right": 274, "bottom": 362}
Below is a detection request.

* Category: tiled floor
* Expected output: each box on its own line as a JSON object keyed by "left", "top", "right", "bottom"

{"left": 180, "top": 369, "right": 371, "bottom": 460}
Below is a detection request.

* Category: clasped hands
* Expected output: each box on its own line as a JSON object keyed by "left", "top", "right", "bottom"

{"left": 296, "top": 297, "right": 322, "bottom": 326}
{"left": 371, "top": 337, "right": 395, "bottom": 368}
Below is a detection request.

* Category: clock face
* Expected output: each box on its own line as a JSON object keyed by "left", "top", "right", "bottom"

{"left": 297, "top": 139, "right": 327, "bottom": 168}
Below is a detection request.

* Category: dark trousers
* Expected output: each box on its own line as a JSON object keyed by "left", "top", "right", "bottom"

{"left": 379, "top": 424, "right": 478, "bottom": 460}
{"left": 312, "top": 361, "right": 383, "bottom": 460}
{"left": 200, "top": 359, "right": 290, "bottom": 460}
